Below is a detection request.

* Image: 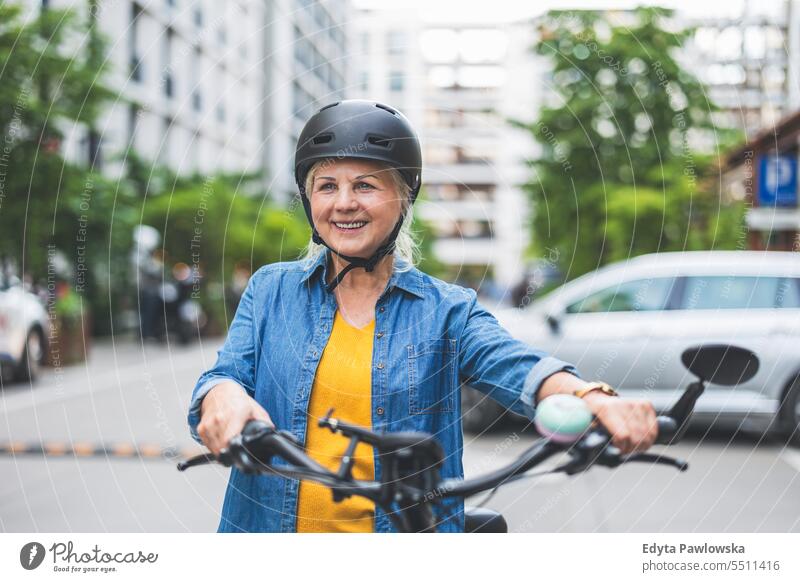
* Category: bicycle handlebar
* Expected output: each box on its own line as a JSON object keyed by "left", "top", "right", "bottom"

{"left": 178, "top": 344, "right": 762, "bottom": 532}
{"left": 178, "top": 403, "right": 692, "bottom": 504}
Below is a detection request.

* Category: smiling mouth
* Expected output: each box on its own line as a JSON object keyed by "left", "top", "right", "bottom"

{"left": 332, "top": 221, "right": 368, "bottom": 231}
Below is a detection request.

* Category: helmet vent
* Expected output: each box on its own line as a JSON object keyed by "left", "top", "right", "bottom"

{"left": 367, "top": 135, "right": 391, "bottom": 148}
{"left": 374, "top": 103, "right": 398, "bottom": 116}
{"left": 312, "top": 133, "right": 333, "bottom": 145}
{"left": 319, "top": 102, "right": 340, "bottom": 112}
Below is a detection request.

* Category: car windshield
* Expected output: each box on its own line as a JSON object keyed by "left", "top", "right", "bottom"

{"left": 566, "top": 277, "right": 676, "bottom": 314}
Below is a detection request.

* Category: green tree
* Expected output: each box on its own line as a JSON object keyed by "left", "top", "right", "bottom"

{"left": 140, "top": 172, "right": 310, "bottom": 328}
{"left": 413, "top": 190, "right": 446, "bottom": 279}
{"left": 0, "top": 3, "right": 126, "bottom": 334}
{"left": 521, "top": 7, "right": 743, "bottom": 279}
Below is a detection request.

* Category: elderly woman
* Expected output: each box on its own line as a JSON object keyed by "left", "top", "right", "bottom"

{"left": 188, "top": 100, "right": 657, "bottom": 533}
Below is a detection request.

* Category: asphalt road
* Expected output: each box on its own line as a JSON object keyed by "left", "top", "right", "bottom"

{"left": 1, "top": 338, "right": 799, "bottom": 532}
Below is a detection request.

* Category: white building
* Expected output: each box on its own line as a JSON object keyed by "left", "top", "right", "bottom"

{"left": 353, "top": 8, "right": 545, "bottom": 289}
{"left": 349, "top": 7, "right": 425, "bottom": 126}
{"left": 263, "top": 0, "right": 350, "bottom": 199}
{"left": 681, "top": 1, "right": 798, "bottom": 137}
{"left": 30, "top": 0, "right": 350, "bottom": 197}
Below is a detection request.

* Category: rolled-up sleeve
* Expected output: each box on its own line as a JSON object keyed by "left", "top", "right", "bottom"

{"left": 187, "top": 271, "right": 260, "bottom": 443}
{"left": 458, "top": 294, "right": 580, "bottom": 420}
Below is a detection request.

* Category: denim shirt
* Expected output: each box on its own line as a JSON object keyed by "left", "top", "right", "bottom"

{"left": 187, "top": 251, "right": 579, "bottom": 532}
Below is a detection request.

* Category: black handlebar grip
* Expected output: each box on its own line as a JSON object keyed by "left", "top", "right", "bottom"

{"left": 654, "top": 416, "right": 678, "bottom": 445}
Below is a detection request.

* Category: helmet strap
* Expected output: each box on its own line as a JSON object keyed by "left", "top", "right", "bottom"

{"left": 319, "top": 216, "right": 403, "bottom": 292}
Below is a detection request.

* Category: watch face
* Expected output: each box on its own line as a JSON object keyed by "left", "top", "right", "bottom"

{"left": 601, "top": 385, "right": 619, "bottom": 396}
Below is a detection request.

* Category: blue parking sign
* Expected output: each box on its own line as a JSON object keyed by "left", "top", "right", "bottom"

{"left": 758, "top": 154, "right": 798, "bottom": 207}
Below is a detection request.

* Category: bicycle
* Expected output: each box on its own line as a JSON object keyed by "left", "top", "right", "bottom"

{"left": 178, "top": 344, "right": 759, "bottom": 533}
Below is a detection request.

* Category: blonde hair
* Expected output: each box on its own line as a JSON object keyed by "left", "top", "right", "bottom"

{"left": 300, "top": 159, "right": 418, "bottom": 272}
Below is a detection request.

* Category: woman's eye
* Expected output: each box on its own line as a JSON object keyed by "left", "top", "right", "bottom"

{"left": 317, "top": 183, "right": 335, "bottom": 191}
{"left": 356, "top": 182, "right": 374, "bottom": 190}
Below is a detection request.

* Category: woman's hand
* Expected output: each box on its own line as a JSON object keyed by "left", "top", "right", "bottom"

{"left": 582, "top": 393, "right": 658, "bottom": 454}
{"left": 197, "top": 381, "right": 273, "bottom": 455}
{"left": 537, "top": 373, "right": 658, "bottom": 454}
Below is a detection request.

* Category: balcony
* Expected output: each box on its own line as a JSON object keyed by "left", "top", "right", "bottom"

{"left": 423, "top": 163, "right": 496, "bottom": 185}
{"left": 432, "top": 237, "right": 496, "bottom": 265}
{"left": 417, "top": 200, "right": 494, "bottom": 222}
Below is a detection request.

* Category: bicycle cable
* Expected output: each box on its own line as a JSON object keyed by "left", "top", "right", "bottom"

{"left": 473, "top": 467, "right": 562, "bottom": 508}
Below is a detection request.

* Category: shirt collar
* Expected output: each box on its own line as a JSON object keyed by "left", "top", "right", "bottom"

{"left": 300, "top": 250, "right": 424, "bottom": 299}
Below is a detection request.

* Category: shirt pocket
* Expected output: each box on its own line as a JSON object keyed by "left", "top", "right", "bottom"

{"left": 407, "top": 338, "right": 457, "bottom": 414}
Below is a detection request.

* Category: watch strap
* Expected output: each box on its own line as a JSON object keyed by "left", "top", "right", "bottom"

{"left": 574, "top": 381, "right": 619, "bottom": 399}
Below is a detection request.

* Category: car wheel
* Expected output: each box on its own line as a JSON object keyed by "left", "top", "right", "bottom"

{"left": 460, "top": 387, "right": 507, "bottom": 434}
{"left": 780, "top": 376, "right": 800, "bottom": 447}
{"left": 14, "top": 329, "right": 44, "bottom": 383}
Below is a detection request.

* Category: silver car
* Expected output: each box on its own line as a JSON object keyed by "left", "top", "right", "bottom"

{"left": 0, "top": 274, "right": 49, "bottom": 383}
{"left": 463, "top": 251, "right": 800, "bottom": 441}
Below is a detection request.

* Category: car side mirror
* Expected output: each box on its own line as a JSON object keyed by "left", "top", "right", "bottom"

{"left": 545, "top": 311, "right": 562, "bottom": 334}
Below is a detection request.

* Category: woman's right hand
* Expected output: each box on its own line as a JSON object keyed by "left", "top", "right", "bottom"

{"left": 197, "top": 381, "right": 273, "bottom": 455}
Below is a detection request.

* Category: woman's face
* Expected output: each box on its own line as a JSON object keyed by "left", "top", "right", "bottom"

{"left": 309, "top": 158, "right": 404, "bottom": 259}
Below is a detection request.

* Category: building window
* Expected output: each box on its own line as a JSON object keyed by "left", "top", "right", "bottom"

{"left": 193, "top": 131, "right": 202, "bottom": 170}
{"left": 389, "top": 70, "right": 404, "bottom": 92}
{"left": 130, "top": 57, "right": 143, "bottom": 82}
{"left": 127, "top": 103, "right": 140, "bottom": 150}
{"left": 292, "top": 81, "right": 313, "bottom": 118}
{"left": 163, "top": 28, "right": 174, "bottom": 98}
{"left": 129, "top": 3, "right": 143, "bottom": 82}
{"left": 387, "top": 30, "right": 405, "bottom": 55}
{"left": 192, "top": 47, "right": 201, "bottom": 111}
{"left": 161, "top": 117, "right": 172, "bottom": 166}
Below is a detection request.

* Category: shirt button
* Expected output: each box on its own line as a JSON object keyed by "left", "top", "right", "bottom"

{"left": 376, "top": 406, "right": 384, "bottom": 415}
{"left": 376, "top": 332, "right": 384, "bottom": 338}
{"left": 379, "top": 307, "right": 385, "bottom": 313}
{"left": 376, "top": 362, "right": 385, "bottom": 369}
{"left": 312, "top": 351, "right": 318, "bottom": 358}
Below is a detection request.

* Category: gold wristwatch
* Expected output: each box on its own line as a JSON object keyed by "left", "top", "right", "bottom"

{"left": 574, "top": 381, "right": 619, "bottom": 399}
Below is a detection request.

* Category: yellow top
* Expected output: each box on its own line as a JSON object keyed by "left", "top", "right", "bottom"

{"left": 295, "top": 311, "right": 376, "bottom": 533}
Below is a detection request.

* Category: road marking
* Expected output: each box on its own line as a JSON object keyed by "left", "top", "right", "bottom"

{"left": 780, "top": 449, "right": 800, "bottom": 473}
{"left": 0, "top": 441, "right": 204, "bottom": 459}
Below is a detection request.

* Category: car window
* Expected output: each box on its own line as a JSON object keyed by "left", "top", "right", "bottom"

{"left": 776, "top": 278, "right": 800, "bottom": 308}
{"left": 681, "top": 276, "right": 788, "bottom": 309}
{"left": 566, "top": 278, "right": 676, "bottom": 314}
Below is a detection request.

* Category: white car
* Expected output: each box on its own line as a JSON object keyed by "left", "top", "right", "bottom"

{"left": 463, "top": 251, "right": 800, "bottom": 441}
{"left": 0, "top": 275, "right": 49, "bottom": 383}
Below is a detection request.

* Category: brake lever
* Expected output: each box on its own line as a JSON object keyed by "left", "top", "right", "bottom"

{"left": 621, "top": 452, "right": 689, "bottom": 471}
{"left": 219, "top": 435, "right": 262, "bottom": 474}
{"left": 559, "top": 428, "right": 621, "bottom": 475}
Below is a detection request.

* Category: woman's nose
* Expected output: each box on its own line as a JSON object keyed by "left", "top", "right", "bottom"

{"left": 333, "top": 185, "right": 359, "bottom": 211}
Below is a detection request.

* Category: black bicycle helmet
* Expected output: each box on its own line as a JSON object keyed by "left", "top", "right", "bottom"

{"left": 294, "top": 99, "right": 422, "bottom": 291}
